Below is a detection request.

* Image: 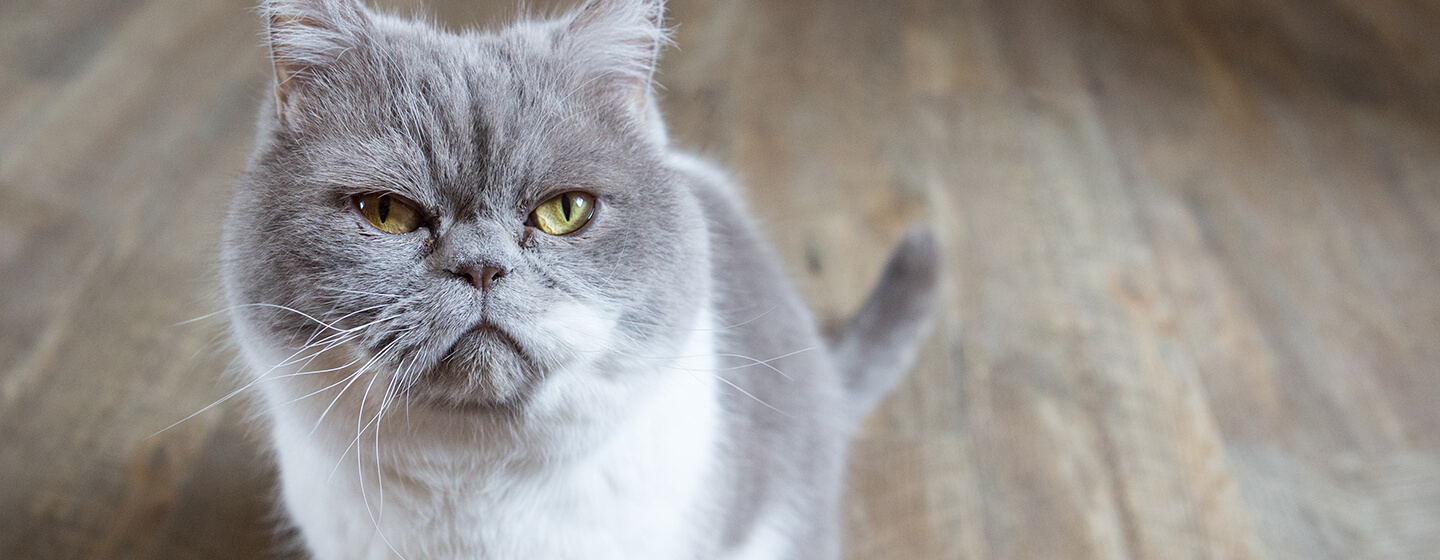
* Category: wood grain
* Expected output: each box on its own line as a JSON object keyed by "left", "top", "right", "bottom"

{"left": 2, "top": 0, "right": 1438, "bottom": 558}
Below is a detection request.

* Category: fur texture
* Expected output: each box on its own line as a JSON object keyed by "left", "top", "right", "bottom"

{"left": 220, "top": 1, "right": 940, "bottom": 558}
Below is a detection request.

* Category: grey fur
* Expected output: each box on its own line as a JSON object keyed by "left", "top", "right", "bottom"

{"left": 221, "top": 0, "right": 939, "bottom": 557}
{"left": 833, "top": 227, "right": 941, "bottom": 415}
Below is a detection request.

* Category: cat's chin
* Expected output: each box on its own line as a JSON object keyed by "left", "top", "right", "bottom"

{"left": 407, "top": 323, "right": 543, "bottom": 410}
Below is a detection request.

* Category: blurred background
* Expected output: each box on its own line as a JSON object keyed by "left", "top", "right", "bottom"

{"left": 3, "top": 0, "right": 1439, "bottom": 558}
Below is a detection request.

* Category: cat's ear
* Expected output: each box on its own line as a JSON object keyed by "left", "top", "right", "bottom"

{"left": 262, "top": 0, "right": 370, "bottom": 124}
{"left": 564, "top": 0, "right": 671, "bottom": 141}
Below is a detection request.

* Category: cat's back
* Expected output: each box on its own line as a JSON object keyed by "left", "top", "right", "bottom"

{"left": 668, "top": 153, "right": 850, "bottom": 558}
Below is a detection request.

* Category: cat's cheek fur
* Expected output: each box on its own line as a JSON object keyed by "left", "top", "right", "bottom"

{"left": 524, "top": 300, "right": 618, "bottom": 364}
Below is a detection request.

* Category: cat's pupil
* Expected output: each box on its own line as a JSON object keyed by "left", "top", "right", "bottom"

{"left": 378, "top": 194, "right": 392, "bottom": 223}
{"left": 560, "top": 194, "right": 572, "bottom": 221}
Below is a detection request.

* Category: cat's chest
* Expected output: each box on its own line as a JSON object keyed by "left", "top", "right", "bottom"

{"left": 406, "top": 381, "right": 715, "bottom": 558}
{"left": 351, "top": 359, "right": 723, "bottom": 560}
{"left": 266, "top": 310, "right": 727, "bottom": 560}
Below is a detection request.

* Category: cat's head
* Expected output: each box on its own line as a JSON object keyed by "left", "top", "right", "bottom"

{"left": 222, "top": 0, "right": 707, "bottom": 409}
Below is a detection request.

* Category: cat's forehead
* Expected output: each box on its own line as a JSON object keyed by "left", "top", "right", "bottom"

{"left": 301, "top": 21, "right": 624, "bottom": 206}
{"left": 371, "top": 19, "right": 577, "bottom": 117}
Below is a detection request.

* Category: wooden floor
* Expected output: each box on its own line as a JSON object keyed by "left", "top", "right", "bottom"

{"left": 3, "top": 0, "right": 1440, "bottom": 558}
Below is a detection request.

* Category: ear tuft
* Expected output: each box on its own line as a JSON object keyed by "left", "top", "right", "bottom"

{"left": 563, "top": 0, "right": 671, "bottom": 130}
{"left": 262, "top": 0, "right": 369, "bottom": 122}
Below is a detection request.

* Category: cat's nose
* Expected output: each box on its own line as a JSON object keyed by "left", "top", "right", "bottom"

{"left": 453, "top": 263, "right": 506, "bottom": 292}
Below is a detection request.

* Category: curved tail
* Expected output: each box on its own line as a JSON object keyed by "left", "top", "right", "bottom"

{"left": 832, "top": 228, "right": 942, "bottom": 417}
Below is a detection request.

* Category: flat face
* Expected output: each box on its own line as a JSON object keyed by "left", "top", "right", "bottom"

{"left": 226, "top": 4, "right": 707, "bottom": 408}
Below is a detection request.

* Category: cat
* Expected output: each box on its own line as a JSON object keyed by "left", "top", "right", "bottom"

{"left": 219, "top": 0, "right": 940, "bottom": 558}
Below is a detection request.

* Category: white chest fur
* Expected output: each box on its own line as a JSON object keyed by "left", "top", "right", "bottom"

{"left": 258, "top": 314, "right": 722, "bottom": 560}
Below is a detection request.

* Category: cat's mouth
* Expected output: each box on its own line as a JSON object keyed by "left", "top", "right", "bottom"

{"left": 407, "top": 320, "right": 544, "bottom": 408}
{"left": 448, "top": 322, "right": 524, "bottom": 358}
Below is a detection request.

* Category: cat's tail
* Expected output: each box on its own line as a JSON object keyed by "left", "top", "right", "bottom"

{"left": 831, "top": 227, "right": 942, "bottom": 418}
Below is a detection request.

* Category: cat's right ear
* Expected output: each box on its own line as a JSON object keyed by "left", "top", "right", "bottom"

{"left": 262, "top": 0, "right": 369, "bottom": 124}
{"left": 563, "top": 0, "right": 671, "bottom": 143}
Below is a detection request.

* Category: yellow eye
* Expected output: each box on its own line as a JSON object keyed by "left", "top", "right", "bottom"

{"left": 355, "top": 193, "right": 424, "bottom": 234}
{"left": 532, "top": 192, "right": 595, "bottom": 235}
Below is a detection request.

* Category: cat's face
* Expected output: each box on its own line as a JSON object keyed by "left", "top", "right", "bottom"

{"left": 223, "top": 0, "right": 705, "bottom": 408}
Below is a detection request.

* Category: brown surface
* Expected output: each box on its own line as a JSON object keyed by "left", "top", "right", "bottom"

{"left": 3, "top": 0, "right": 1439, "bottom": 558}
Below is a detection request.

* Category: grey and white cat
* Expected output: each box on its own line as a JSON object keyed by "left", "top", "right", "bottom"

{"left": 220, "top": 0, "right": 939, "bottom": 558}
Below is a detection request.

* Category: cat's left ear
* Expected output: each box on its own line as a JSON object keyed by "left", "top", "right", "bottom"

{"left": 564, "top": 0, "right": 671, "bottom": 143}
{"left": 263, "top": 0, "right": 371, "bottom": 125}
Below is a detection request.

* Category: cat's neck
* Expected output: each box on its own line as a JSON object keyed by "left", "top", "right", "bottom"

{"left": 258, "top": 304, "right": 723, "bottom": 476}
{"left": 262, "top": 308, "right": 725, "bottom": 559}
